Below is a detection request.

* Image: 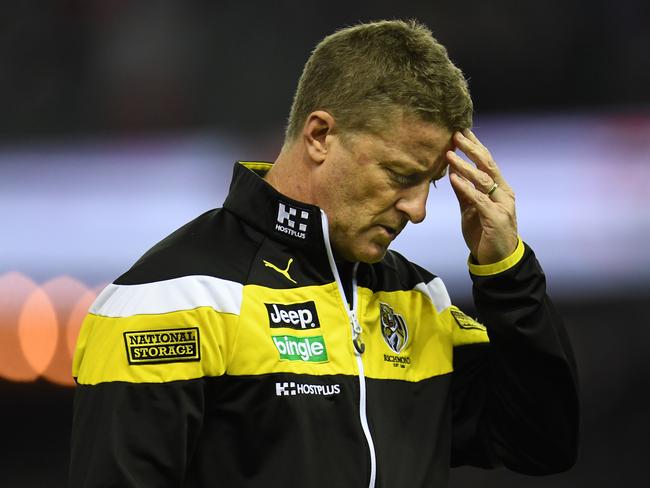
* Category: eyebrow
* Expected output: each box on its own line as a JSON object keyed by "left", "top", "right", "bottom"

{"left": 388, "top": 157, "right": 430, "bottom": 171}
{"left": 387, "top": 159, "right": 447, "bottom": 186}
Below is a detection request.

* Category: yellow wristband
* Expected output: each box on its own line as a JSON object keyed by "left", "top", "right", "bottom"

{"left": 468, "top": 237, "right": 525, "bottom": 276}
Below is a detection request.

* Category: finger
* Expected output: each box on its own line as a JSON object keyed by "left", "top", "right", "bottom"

{"left": 462, "top": 128, "right": 485, "bottom": 148}
{"left": 448, "top": 170, "right": 473, "bottom": 207}
{"left": 446, "top": 150, "right": 496, "bottom": 193}
{"left": 454, "top": 131, "right": 497, "bottom": 176}
{"left": 454, "top": 131, "right": 512, "bottom": 192}
{"left": 454, "top": 131, "right": 490, "bottom": 168}
{"left": 447, "top": 150, "right": 512, "bottom": 204}
{"left": 448, "top": 170, "right": 493, "bottom": 212}
{"left": 450, "top": 171, "right": 517, "bottom": 241}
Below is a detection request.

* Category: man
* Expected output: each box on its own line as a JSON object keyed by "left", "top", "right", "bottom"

{"left": 70, "top": 20, "right": 578, "bottom": 487}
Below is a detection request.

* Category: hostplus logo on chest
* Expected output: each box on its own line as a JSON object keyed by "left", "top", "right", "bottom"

{"left": 275, "top": 381, "right": 341, "bottom": 397}
{"left": 275, "top": 202, "right": 310, "bottom": 240}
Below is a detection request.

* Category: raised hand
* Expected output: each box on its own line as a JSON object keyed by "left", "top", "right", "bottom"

{"left": 446, "top": 129, "right": 518, "bottom": 265}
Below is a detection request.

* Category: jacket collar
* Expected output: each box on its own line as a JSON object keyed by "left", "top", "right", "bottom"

{"left": 223, "top": 162, "right": 328, "bottom": 253}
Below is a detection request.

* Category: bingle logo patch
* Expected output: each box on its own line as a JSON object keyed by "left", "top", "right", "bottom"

{"left": 124, "top": 327, "right": 200, "bottom": 365}
{"left": 272, "top": 335, "right": 328, "bottom": 362}
{"left": 275, "top": 202, "right": 309, "bottom": 240}
{"left": 266, "top": 301, "right": 320, "bottom": 330}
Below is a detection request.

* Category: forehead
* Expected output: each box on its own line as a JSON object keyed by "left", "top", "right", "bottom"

{"left": 362, "top": 114, "right": 453, "bottom": 173}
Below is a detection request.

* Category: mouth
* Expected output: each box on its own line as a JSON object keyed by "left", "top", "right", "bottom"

{"left": 379, "top": 225, "right": 400, "bottom": 239}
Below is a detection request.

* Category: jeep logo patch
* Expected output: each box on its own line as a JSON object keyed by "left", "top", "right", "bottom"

{"left": 266, "top": 301, "right": 320, "bottom": 330}
{"left": 272, "top": 335, "right": 328, "bottom": 362}
{"left": 124, "top": 327, "right": 200, "bottom": 365}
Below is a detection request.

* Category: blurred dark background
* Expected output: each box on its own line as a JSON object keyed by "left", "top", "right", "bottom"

{"left": 1, "top": 1, "right": 649, "bottom": 487}
{"left": 2, "top": 0, "right": 649, "bottom": 141}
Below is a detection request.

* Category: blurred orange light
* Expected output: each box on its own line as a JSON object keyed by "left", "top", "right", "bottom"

{"left": 0, "top": 273, "right": 106, "bottom": 386}
{"left": 41, "top": 276, "right": 90, "bottom": 386}
{"left": 18, "top": 287, "right": 58, "bottom": 377}
{"left": 0, "top": 272, "right": 39, "bottom": 381}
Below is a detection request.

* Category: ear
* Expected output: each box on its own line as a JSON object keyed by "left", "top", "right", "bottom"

{"left": 302, "top": 110, "right": 336, "bottom": 164}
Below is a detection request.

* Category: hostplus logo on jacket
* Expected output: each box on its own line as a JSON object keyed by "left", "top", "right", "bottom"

{"left": 275, "top": 202, "right": 309, "bottom": 240}
{"left": 275, "top": 381, "right": 341, "bottom": 396}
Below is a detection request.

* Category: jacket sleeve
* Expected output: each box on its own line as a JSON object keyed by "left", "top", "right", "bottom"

{"left": 70, "top": 379, "right": 205, "bottom": 487}
{"left": 69, "top": 277, "right": 239, "bottom": 487}
{"left": 450, "top": 239, "right": 579, "bottom": 474}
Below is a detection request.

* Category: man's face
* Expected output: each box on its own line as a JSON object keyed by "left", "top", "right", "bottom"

{"left": 314, "top": 114, "right": 453, "bottom": 263}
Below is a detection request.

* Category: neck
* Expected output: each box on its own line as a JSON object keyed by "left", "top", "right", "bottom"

{"left": 265, "top": 142, "right": 316, "bottom": 204}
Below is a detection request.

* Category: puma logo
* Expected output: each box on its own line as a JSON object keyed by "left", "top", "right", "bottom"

{"left": 263, "top": 258, "right": 297, "bottom": 284}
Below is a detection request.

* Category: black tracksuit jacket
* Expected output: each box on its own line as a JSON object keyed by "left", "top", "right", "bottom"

{"left": 70, "top": 162, "right": 579, "bottom": 487}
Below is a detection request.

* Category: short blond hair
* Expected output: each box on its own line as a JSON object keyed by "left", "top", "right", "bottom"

{"left": 284, "top": 19, "right": 473, "bottom": 143}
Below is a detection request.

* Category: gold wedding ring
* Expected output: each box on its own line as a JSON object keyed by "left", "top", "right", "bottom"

{"left": 487, "top": 182, "right": 499, "bottom": 196}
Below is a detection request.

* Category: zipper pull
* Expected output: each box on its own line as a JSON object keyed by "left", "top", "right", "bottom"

{"left": 349, "top": 310, "right": 365, "bottom": 354}
{"left": 350, "top": 310, "right": 362, "bottom": 336}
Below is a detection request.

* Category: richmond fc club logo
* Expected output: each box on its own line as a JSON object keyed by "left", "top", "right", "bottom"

{"left": 380, "top": 302, "right": 409, "bottom": 354}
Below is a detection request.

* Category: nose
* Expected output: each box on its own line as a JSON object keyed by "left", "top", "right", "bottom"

{"left": 395, "top": 183, "right": 429, "bottom": 224}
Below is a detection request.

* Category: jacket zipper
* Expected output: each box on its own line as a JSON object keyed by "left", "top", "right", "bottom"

{"left": 320, "top": 211, "right": 377, "bottom": 488}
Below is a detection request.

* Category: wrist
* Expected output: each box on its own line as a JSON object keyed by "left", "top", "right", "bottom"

{"left": 468, "top": 237, "right": 524, "bottom": 276}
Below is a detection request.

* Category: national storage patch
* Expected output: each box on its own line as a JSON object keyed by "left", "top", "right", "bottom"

{"left": 450, "top": 309, "right": 486, "bottom": 331}
{"left": 124, "top": 327, "right": 200, "bottom": 365}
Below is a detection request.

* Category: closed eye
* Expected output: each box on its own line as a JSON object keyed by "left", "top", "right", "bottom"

{"left": 386, "top": 168, "right": 420, "bottom": 187}
{"left": 388, "top": 169, "right": 442, "bottom": 189}
{"left": 388, "top": 169, "right": 412, "bottom": 185}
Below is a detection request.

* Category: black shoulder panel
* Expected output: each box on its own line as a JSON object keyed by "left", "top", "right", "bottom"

{"left": 115, "top": 208, "right": 263, "bottom": 286}
{"left": 359, "top": 249, "right": 437, "bottom": 293}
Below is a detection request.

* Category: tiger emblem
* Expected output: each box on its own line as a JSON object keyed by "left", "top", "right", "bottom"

{"left": 379, "top": 302, "right": 409, "bottom": 354}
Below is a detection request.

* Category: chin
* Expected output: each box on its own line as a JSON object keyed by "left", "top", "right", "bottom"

{"left": 334, "top": 234, "right": 390, "bottom": 263}
{"left": 354, "top": 244, "right": 389, "bottom": 264}
{"left": 361, "top": 254, "right": 386, "bottom": 264}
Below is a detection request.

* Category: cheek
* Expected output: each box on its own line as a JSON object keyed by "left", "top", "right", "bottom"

{"left": 343, "top": 184, "right": 394, "bottom": 224}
